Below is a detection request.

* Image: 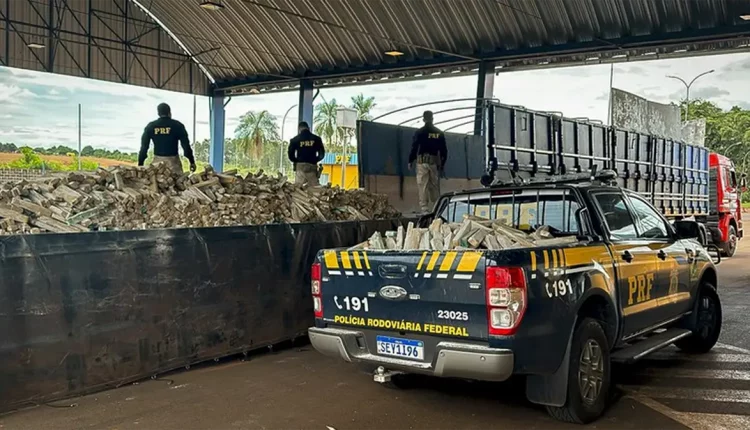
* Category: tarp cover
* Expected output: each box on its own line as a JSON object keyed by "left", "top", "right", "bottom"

{"left": 0, "top": 219, "right": 406, "bottom": 411}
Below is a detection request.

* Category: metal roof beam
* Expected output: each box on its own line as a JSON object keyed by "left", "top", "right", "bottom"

{"left": 130, "top": 0, "right": 216, "bottom": 84}
{"left": 215, "top": 23, "right": 750, "bottom": 93}
{"left": 237, "top": 0, "right": 479, "bottom": 62}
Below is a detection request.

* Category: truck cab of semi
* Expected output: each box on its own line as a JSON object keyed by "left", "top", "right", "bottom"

{"left": 709, "top": 152, "right": 745, "bottom": 257}
{"left": 309, "top": 171, "right": 722, "bottom": 425}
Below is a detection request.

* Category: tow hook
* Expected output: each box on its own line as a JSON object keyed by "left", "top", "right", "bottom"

{"left": 373, "top": 366, "right": 402, "bottom": 383}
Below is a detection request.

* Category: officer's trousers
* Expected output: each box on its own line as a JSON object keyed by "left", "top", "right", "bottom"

{"left": 152, "top": 155, "right": 183, "bottom": 173}
{"left": 295, "top": 162, "right": 319, "bottom": 187}
{"left": 416, "top": 161, "right": 440, "bottom": 212}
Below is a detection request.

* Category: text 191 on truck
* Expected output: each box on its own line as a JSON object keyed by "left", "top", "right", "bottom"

{"left": 309, "top": 171, "right": 722, "bottom": 424}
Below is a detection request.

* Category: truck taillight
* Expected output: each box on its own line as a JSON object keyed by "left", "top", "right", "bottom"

{"left": 486, "top": 266, "right": 527, "bottom": 336}
{"left": 311, "top": 262, "right": 323, "bottom": 318}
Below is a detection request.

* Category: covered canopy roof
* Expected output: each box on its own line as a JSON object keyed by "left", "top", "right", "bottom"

{"left": 3, "top": 0, "right": 750, "bottom": 96}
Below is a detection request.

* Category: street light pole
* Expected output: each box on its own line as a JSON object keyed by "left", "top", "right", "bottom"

{"left": 666, "top": 69, "right": 715, "bottom": 121}
{"left": 280, "top": 104, "right": 297, "bottom": 174}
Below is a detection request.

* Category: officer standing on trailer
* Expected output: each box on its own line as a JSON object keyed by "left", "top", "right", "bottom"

{"left": 409, "top": 110, "right": 448, "bottom": 212}
{"left": 139, "top": 103, "right": 196, "bottom": 173}
{"left": 288, "top": 121, "right": 325, "bottom": 186}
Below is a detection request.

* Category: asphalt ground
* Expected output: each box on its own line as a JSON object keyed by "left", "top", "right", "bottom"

{"left": 2, "top": 242, "right": 750, "bottom": 430}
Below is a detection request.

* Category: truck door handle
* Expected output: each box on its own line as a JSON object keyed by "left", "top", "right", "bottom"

{"left": 657, "top": 250, "right": 667, "bottom": 260}
{"left": 621, "top": 250, "right": 634, "bottom": 263}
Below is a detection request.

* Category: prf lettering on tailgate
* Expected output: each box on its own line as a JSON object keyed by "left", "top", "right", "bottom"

{"left": 627, "top": 273, "right": 654, "bottom": 305}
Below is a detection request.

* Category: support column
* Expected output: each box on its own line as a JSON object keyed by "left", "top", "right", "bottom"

{"left": 298, "top": 79, "right": 314, "bottom": 131}
{"left": 209, "top": 94, "right": 225, "bottom": 172}
{"left": 474, "top": 61, "right": 495, "bottom": 136}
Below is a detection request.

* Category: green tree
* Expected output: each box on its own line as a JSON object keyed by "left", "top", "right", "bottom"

{"left": 193, "top": 138, "right": 210, "bottom": 163}
{"left": 314, "top": 99, "right": 340, "bottom": 150}
{"left": 683, "top": 100, "right": 750, "bottom": 162}
{"left": 350, "top": 94, "right": 376, "bottom": 121}
{"left": 234, "top": 110, "right": 280, "bottom": 165}
{"left": 81, "top": 145, "right": 95, "bottom": 156}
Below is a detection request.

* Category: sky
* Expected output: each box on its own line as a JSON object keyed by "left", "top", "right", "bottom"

{"left": 1, "top": 51, "right": 750, "bottom": 154}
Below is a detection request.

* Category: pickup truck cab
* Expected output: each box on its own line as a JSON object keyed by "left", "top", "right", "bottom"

{"left": 308, "top": 173, "right": 721, "bottom": 424}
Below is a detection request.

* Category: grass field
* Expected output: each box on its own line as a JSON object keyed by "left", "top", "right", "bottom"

{"left": 0, "top": 153, "right": 135, "bottom": 168}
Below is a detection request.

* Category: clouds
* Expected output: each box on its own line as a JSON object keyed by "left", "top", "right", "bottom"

{"left": 684, "top": 86, "right": 731, "bottom": 100}
{"left": 0, "top": 83, "right": 38, "bottom": 104}
{"left": 2, "top": 50, "right": 750, "bottom": 152}
{"left": 717, "top": 56, "right": 750, "bottom": 81}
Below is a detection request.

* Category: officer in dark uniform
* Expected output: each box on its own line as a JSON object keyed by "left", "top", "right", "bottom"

{"left": 139, "top": 103, "right": 196, "bottom": 173}
{"left": 288, "top": 121, "right": 325, "bottom": 186}
{"left": 409, "top": 111, "right": 448, "bottom": 212}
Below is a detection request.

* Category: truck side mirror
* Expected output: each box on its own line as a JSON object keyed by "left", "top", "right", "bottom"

{"left": 674, "top": 220, "right": 703, "bottom": 243}
{"left": 741, "top": 173, "right": 747, "bottom": 192}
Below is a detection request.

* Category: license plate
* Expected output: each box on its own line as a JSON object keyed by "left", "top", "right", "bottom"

{"left": 376, "top": 335, "right": 424, "bottom": 360}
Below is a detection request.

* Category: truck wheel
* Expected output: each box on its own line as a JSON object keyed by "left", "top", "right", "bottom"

{"left": 676, "top": 284, "right": 722, "bottom": 354}
{"left": 721, "top": 226, "right": 737, "bottom": 257}
{"left": 546, "top": 318, "right": 611, "bottom": 424}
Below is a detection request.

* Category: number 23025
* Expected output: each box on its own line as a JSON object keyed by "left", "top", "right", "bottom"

{"left": 437, "top": 310, "right": 469, "bottom": 321}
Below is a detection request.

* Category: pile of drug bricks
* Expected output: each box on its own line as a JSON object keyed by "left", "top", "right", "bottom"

{"left": 0, "top": 163, "right": 399, "bottom": 234}
{"left": 351, "top": 215, "right": 580, "bottom": 251}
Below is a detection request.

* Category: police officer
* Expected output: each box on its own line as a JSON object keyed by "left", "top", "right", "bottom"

{"left": 288, "top": 121, "right": 325, "bottom": 186}
{"left": 139, "top": 103, "right": 196, "bottom": 173}
{"left": 409, "top": 111, "right": 447, "bottom": 212}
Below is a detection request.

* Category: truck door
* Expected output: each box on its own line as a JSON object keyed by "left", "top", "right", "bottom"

{"left": 625, "top": 193, "right": 692, "bottom": 316}
{"left": 590, "top": 191, "right": 662, "bottom": 337}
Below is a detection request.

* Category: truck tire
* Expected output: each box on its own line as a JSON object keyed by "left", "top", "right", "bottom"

{"left": 721, "top": 225, "right": 737, "bottom": 257}
{"left": 546, "top": 318, "right": 611, "bottom": 424}
{"left": 676, "top": 283, "right": 722, "bottom": 354}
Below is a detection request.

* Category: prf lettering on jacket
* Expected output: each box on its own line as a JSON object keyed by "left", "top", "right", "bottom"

{"left": 154, "top": 127, "right": 172, "bottom": 135}
{"left": 299, "top": 140, "right": 315, "bottom": 147}
{"left": 428, "top": 133, "right": 441, "bottom": 139}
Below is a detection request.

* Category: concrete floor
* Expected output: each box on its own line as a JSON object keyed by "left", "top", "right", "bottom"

{"left": 2, "top": 242, "right": 750, "bottom": 430}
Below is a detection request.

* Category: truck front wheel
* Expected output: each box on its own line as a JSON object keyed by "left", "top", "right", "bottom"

{"left": 546, "top": 318, "right": 611, "bottom": 424}
{"left": 721, "top": 225, "right": 737, "bottom": 257}
{"left": 676, "top": 283, "right": 722, "bottom": 353}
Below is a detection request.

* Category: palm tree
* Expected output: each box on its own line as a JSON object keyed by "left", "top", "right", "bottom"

{"left": 350, "top": 94, "right": 376, "bottom": 121}
{"left": 314, "top": 99, "right": 339, "bottom": 148}
{"left": 234, "top": 110, "right": 280, "bottom": 161}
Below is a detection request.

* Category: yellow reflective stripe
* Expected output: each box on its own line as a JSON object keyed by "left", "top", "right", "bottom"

{"left": 439, "top": 251, "right": 458, "bottom": 271}
{"left": 363, "top": 252, "right": 371, "bottom": 270}
{"left": 622, "top": 299, "right": 658, "bottom": 316}
{"left": 558, "top": 249, "right": 565, "bottom": 269}
{"left": 543, "top": 250, "right": 550, "bottom": 269}
{"left": 340, "top": 251, "right": 352, "bottom": 269}
{"left": 324, "top": 250, "right": 339, "bottom": 269}
{"left": 456, "top": 251, "right": 482, "bottom": 272}
{"left": 530, "top": 251, "right": 537, "bottom": 271}
{"left": 352, "top": 251, "right": 363, "bottom": 269}
{"left": 657, "top": 292, "right": 691, "bottom": 307}
{"left": 551, "top": 249, "right": 558, "bottom": 268}
{"left": 416, "top": 252, "right": 428, "bottom": 270}
{"left": 622, "top": 292, "right": 690, "bottom": 316}
{"left": 426, "top": 251, "right": 441, "bottom": 271}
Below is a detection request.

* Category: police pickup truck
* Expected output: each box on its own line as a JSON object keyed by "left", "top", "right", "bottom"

{"left": 308, "top": 171, "right": 722, "bottom": 424}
